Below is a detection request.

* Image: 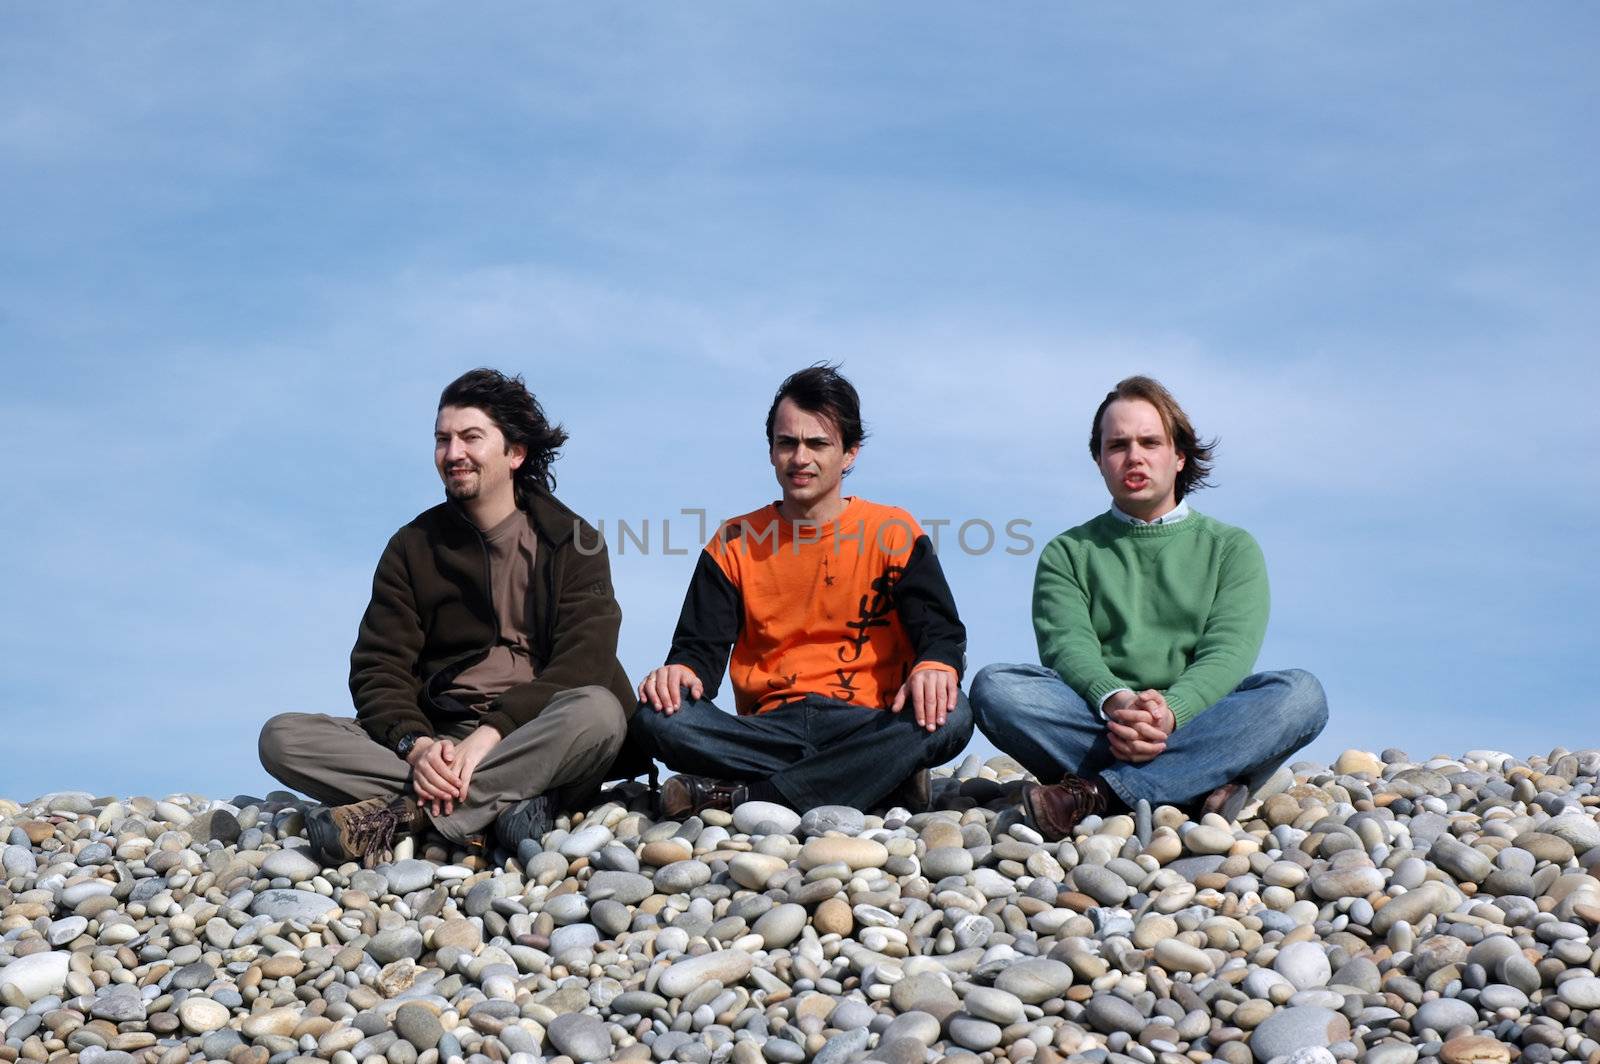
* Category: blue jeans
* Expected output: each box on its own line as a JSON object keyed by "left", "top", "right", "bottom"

{"left": 630, "top": 693, "right": 975, "bottom": 812}
{"left": 970, "top": 664, "right": 1327, "bottom": 808}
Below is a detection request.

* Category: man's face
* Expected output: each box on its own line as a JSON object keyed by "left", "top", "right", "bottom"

{"left": 434, "top": 405, "right": 525, "bottom": 503}
{"left": 1096, "top": 397, "right": 1185, "bottom": 519}
{"left": 769, "top": 398, "right": 858, "bottom": 510}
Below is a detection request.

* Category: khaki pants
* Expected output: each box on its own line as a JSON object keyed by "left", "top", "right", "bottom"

{"left": 259, "top": 685, "right": 626, "bottom": 843}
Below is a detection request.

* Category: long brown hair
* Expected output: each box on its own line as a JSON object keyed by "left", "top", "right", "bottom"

{"left": 1089, "top": 375, "right": 1216, "bottom": 501}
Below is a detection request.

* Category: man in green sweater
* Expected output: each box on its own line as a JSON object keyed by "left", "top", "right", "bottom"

{"left": 971, "top": 375, "right": 1327, "bottom": 841}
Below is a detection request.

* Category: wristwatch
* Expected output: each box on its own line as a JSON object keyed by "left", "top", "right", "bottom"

{"left": 395, "top": 732, "right": 426, "bottom": 760}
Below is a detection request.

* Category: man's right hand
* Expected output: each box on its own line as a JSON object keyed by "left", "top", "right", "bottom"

{"left": 638, "top": 664, "right": 702, "bottom": 714}
{"left": 407, "top": 737, "right": 462, "bottom": 815}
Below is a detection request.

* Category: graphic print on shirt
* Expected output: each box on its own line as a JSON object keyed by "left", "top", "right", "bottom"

{"left": 842, "top": 565, "right": 903, "bottom": 664}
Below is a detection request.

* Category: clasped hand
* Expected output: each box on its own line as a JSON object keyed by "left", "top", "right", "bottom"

{"left": 1104, "top": 689, "right": 1175, "bottom": 764}
{"left": 405, "top": 725, "right": 501, "bottom": 816}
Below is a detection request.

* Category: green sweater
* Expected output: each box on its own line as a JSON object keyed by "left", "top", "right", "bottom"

{"left": 1032, "top": 510, "right": 1269, "bottom": 728}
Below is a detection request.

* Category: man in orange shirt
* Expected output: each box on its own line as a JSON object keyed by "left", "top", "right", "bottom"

{"left": 632, "top": 364, "right": 972, "bottom": 816}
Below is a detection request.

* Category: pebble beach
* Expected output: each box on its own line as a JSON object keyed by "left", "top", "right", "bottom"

{"left": 6, "top": 747, "right": 1600, "bottom": 1064}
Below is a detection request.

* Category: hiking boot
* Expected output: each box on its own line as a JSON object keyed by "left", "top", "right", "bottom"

{"left": 880, "top": 768, "right": 933, "bottom": 814}
{"left": 1200, "top": 779, "right": 1250, "bottom": 823}
{"left": 1019, "top": 773, "right": 1113, "bottom": 842}
{"left": 494, "top": 793, "right": 555, "bottom": 851}
{"left": 306, "top": 795, "right": 428, "bottom": 868}
{"left": 659, "top": 775, "right": 749, "bottom": 819}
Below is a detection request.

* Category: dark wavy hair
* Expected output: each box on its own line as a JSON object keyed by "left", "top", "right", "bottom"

{"left": 764, "top": 362, "right": 868, "bottom": 453}
{"left": 1089, "top": 375, "right": 1216, "bottom": 501}
{"left": 438, "top": 368, "right": 569, "bottom": 500}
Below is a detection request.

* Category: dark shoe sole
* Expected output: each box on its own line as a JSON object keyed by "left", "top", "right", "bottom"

{"left": 304, "top": 806, "right": 347, "bottom": 866}
{"left": 494, "top": 794, "right": 554, "bottom": 851}
{"left": 1203, "top": 782, "right": 1251, "bottom": 823}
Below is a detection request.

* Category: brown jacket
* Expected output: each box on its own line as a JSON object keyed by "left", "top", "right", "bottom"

{"left": 349, "top": 489, "right": 633, "bottom": 750}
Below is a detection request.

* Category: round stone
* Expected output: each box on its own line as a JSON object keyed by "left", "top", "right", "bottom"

{"left": 1185, "top": 825, "right": 1235, "bottom": 855}
{"left": 585, "top": 870, "right": 653, "bottom": 904}
{"left": 1372, "top": 883, "right": 1447, "bottom": 934}
{"left": 963, "top": 986, "right": 1024, "bottom": 1025}
{"left": 949, "top": 1015, "right": 1002, "bottom": 1052}
{"left": 46, "top": 916, "right": 88, "bottom": 947}
{"left": 731, "top": 801, "right": 801, "bottom": 836}
{"left": 0, "top": 952, "right": 69, "bottom": 1003}
{"left": 367, "top": 927, "right": 424, "bottom": 964}
{"left": 1275, "top": 941, "right": 1332, "bottom": 990}
{"left": 547, "top": 1012, "right": 611, "bottom": 1063}
{"left": 800, "top": 806, "right": 866, "bottom": 837}
{"left": 1414, "top": 997, "right": 1477, "bottom": 1033}
{"left": 261, "top": 848, "right": 321, "bottom": 882}
{"left": 994, "top": 958, "right": 1073, "bottom": 1003}
{"left": 1311, "top": 866, "right": 1384, "bottom": 900}
{"left": 890, "top": 973, "right": 960, "bottom": 1017}
{"left": 432, "top": 918, "right": 481, "bottom": 951}
{"left": 550, "top": 923, "right": 601, "bottom": 954}
{"left": 1072, "top": 864, "right": 1131, "bottom": 905}
{"left": 729, "top": 853, "right": 789, "bottom": 889}
{"left": 1557, "top": 976, "right": 1600, "bottom": 1009}
{"left": 250, "top": 887, "right": 339, "bottom": 923}
{"left": 658, "top": 950, "right": 754, "bottom": 997}
{"left": 1478, "top": 984, "right": 1529, "bottom": 1012}
{"left": 1334, "top": 749, "right": 1384, "bottom": 776}
{"left": 1250, "top": 1006, "right": 1351, "bottom": 1063}
{"left": 381, "top": 859, "right": 436, "bottom": 894}
{"left": 922, "top": 847, "right": 973, "bottom": 879}
{"left": 558, "top": 824, "right": 613, "bottom": 858}
{"left": 879, "top": 1010, "right": 941, "bottom": 1046}
{"left": 1085, "top": 992, "right": 1146, "bottom": 1034}
{"left": 798, "top": 837, "right": 888, "bottom": 870}
{"left": 1, "top": 845, "right": 33, "bottom": 877}
{"left": 814, "top": 897, "right": 853, "bottom": 936}
{"left": 1429, "top": 836, "right": 1493, "bottom": 883}
{"left": 176, "top": 998, "right": 230, "bottom": 1034}
{"left": 394, "top": 1003, "right": 444, "bottom": 1049}
{"left": 1440, "top": 1035, "right": 1511, "bottom": 1064}
{"left": 752, "top": 904, "right": 807, "bottom": 949}
{"left": 1543, "top": 814, "right": 1600, "bottom": 853}
{"left": 655, "top": 859, "right": 712, "bottom": 893}
{"left": 1154, "top": 938, "right": 1215, "bottom": 975}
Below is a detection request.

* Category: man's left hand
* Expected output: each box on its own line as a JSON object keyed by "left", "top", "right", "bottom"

{"left": 891, "top": 668, "right": 959, "bottom": 732}
{"left": 450, "top": 724, "right": 502, "bottom": 802}
{"left": 1105, "top": 690, "right": 1174, "bottom": 763}
{"left": 1135, "top": 689, "right": 1176, "bottom": 736}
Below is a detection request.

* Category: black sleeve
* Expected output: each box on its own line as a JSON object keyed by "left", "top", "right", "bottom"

{"left": 664, "top": 550, "right": 742, "bottom": 700}
{"left": 896, "top": 534, "right": 967, "bottom": 679}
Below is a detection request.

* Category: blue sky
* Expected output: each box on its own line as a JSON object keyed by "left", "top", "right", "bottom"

{"left": 3, "top": 6, "right": 1596, "bottom": 802}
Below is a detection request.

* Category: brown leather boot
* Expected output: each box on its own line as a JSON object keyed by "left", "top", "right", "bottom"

{"left": 1020, "top": 773, "right": 1113, "bottom": 842}
{"left": 659, "top": 775, "right": 749, "bottom": 819}
{"left": 306, "top": 795, "right": 428, "bottom": 868}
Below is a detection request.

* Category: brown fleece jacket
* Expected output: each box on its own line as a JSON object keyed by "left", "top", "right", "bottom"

{"left": 349, "top": 489, "right": 633, "bottom": 750}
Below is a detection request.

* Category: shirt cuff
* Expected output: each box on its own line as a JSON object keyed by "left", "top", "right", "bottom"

{"left": 1095, "top": 687, "right": 1132, "bottom": 721}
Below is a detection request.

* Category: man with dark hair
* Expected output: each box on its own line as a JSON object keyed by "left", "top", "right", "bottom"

{"left": 631, "top": 364, "right": 972, "bottom": 816}
{"left": 259, "top": 368, "right": 632, "bottom": 866}
{"left": 971, "top": 375, "right": 1327, "bottom": 841}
